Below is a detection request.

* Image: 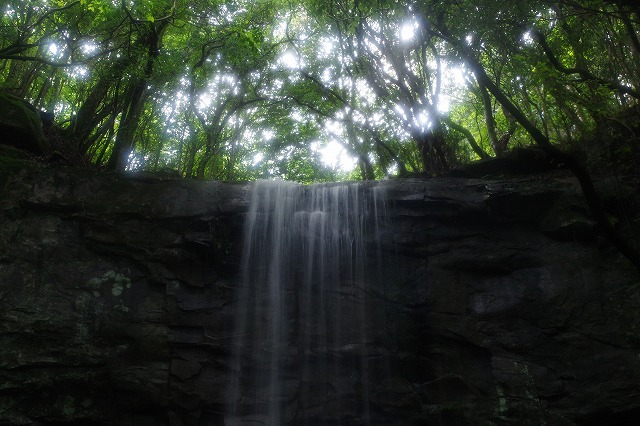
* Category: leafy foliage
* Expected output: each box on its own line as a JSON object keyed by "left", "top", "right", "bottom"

{"left": 1, "top": 0, "right": 639, "bottom": 180}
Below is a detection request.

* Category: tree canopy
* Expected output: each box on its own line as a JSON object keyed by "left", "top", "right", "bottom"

{"left": 1, "top": 0, "right": 639, "bottom": 182}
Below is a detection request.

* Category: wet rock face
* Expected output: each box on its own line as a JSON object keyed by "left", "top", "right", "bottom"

{"left": 1, "top": 164, "right": 639, "bottom": 425}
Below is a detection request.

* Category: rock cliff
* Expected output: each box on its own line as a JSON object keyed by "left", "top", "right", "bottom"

{"left": 1, "top": 153, "right": 639, "bottom": 425}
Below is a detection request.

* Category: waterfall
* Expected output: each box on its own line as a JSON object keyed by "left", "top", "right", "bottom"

{"left": 226, "top": 180, "right": 389, "bottom": 425}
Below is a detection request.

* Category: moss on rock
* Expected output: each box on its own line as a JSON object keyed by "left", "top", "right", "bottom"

{"left": 0, "top": 92, "right": 50, "bottom": 155}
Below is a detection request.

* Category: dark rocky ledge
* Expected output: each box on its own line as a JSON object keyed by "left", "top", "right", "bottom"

{"left": 1, "top": 156, "right": 639, "bottom": 425}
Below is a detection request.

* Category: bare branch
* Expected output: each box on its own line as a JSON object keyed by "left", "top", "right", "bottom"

{"left": 29, "top": 0, "right": 81, "bottom": 30}
{"left": 0, "top": 46, "right": 120, "bottom": 67}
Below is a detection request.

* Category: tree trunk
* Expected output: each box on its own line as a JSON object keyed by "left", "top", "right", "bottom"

{"left": 107, "top": 78, "right": 147, "bottom": 171}
{"left": 479, "top": 85, "right": 502, "bottom": 155}
{"left": 106, "top": 19, "right": 170, "bottom": 171}
{"left": 413, "top": 123, "right": 449, "bottom": 175}
{"left": 69, "top": 75, "right": 112, "bottom": 150}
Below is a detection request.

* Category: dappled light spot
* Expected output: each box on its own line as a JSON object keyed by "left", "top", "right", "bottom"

{"left": 399, "top": 20, "right": 419, "bottom": 43}
{"left": 279, "top": 51, "right": 301, "bottom": 69}
{"left": 521, "top": 30, "right": 534, "bottom": 46}
{"left": 314, "top": 139, "right": 357, "bottom": 172}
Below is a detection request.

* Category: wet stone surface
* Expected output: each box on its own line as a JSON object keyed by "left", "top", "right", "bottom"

{"left": 1, "top": 161, "right": 639, "bottom": 425}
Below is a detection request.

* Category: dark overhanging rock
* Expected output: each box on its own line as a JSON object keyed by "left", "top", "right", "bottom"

{"left": 448, "top": 147, "right": 562, "bottom": 178}
{"left": 0, "top": 92, "right": 51, "bottom": 155}
{"left": 0, "top": 157, "right": 639, "bottom": 425}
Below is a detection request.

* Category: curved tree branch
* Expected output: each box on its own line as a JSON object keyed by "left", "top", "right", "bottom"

{"left": 443, "top": 117, "right": 491, "bottom": 160}
{"left": 533, "top": 29, "right": 640, "bottom": 99}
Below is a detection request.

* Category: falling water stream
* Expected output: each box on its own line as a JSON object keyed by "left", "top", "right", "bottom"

{"left": 226, "top": 180, "right": 389, "bottom": 425}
